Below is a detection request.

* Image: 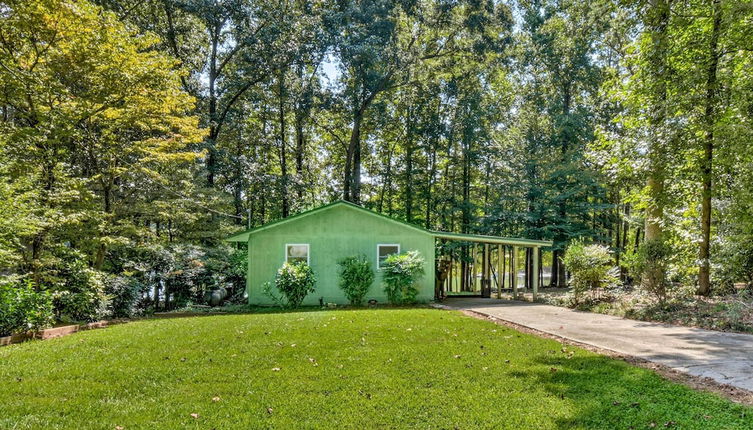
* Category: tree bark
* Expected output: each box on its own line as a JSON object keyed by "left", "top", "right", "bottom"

{"left": 425, "top": 134, "right": 437, "bottom": 229}
{"left": 642, "top": 0, "right": 671, "bottom": 289}
{"left": 206, "top": 23, "right": 220, "bottom": 187}
{"left": 697, "top": 0, "right": 721, "bottom": 295}
{"left": 278, "top": 70, "right": 289, "bottom": 217}
{"left": 556, "top": 82, "right": 572, "bottom": 288}
{"left": 405, "top": 104, "right": 414, "bottom": 223}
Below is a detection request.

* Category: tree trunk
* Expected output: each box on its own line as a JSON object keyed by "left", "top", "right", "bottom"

{"left": 352, "top": 122, "right": 362, "bottom": 204}
{"left": 278, "top": 70, "right": 289, "bottom": 217}
{"left": 697, "top": 0, "right": 721, "bottom": 296}
{"left": 550, "top": 249, "right": 560, "bottom": 288}
{"left": 295, "top": 112, "right": 305, "bottom": 200}
{"left": 206, "top": 25, "right": 219, "bottom": 187}
{"left": 461, "top": 132, "right": 471, "bottom": 234}
{"left": 93, "top": 178, "right": 113, "bottom": 270}
{"left": 556, "top": 82, "right": 572, "bottom": 288}
{"left": 425, "top": 136, "right": 437, "bottom": 229}
{"left": 378, "top": 142, "right": 395, "bottom": 213}
{"left": 405, "top": 105, "right": 414, "bottom": 223}
{"left": 642, "top": 0, "right": 671, "bottom": 289}
{"left": 344, "top": 112, "right": 362, "bottom": 202}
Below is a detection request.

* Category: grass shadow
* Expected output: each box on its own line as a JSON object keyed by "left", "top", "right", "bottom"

{"left": 509, "top": 352, "right": 752, "bottom": 429}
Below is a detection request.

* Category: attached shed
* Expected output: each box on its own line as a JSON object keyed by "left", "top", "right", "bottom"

{"left": 227, "top": 200, "right": 551, "bottom": 305}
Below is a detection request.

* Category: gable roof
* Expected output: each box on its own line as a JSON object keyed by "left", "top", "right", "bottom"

{"left": 226, "top": 200, "right": 552, "bottom": 248}
{"left": 225, "top": 200, "right": 430, "bottom": 242}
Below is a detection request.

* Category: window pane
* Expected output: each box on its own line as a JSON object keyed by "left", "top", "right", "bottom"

{"left": 378, "top": 245, "right": 399, "bottom": 267}
{"left": 379, "top": 245, "right": 399, "bottom": 258}
{"left": 287, "top": 245, "right": 309, "bottom": 263}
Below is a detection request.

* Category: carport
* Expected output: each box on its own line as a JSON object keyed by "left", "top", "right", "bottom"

{"left": 432, "top": 232, "right": 552, "bottom": 301}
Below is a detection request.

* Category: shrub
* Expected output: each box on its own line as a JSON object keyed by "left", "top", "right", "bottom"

{"left": 0, "top": 278, "right": 54, "bottom": 336}
{"left": 337, "top": 255, "right": 374, "bottom": 305}
{"left": 264, "top": 262, "right": 316, "bottom": 308}
{"left": 628, "top": 239, "right": 671, "bottom": 303}
{"left": 382, "top": 251, "right": 425, "bottom": 304}
{"left": 563, "top": 241, "right": 620, "bottom": 304}
{"left": 105, "top": 275, "right": 146, "bottom": 318}
{"left": 50, "top": 253, "right": 110, "bottom": 322}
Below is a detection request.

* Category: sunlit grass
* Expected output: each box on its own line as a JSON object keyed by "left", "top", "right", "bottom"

{"left": 0, "top": 308, "right": 750, "bottom": 429}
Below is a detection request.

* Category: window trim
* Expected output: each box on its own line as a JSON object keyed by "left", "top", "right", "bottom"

{"left": 285, "top": 243, "right": 310, "bottom": 265}
{"left": 376, "top": 243, "right": 400, "bottom": 269}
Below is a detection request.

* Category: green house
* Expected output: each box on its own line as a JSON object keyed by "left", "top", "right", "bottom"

{"left": 227, "top": 201, "right": 551, "bottom": 305}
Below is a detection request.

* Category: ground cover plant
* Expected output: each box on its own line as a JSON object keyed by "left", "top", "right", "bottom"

{"left": 1, "top": 308, "right": 751, "bottom": 429}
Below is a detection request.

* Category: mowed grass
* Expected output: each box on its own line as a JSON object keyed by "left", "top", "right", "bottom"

{"left": 1, "top": 308, "right": 751, "bottom": 429}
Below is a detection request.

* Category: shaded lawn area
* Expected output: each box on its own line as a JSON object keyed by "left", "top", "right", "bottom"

{"left": 0, "top": 308, "right": 751, "bottom": 429}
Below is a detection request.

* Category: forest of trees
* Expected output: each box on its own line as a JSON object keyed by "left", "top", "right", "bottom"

{"left": 1, "top": 0, "right": 753, "bottom": 320}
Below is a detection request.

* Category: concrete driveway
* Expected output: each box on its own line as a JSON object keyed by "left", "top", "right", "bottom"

{"left": 441, "top": 297, "right": 753, "bottom": 393}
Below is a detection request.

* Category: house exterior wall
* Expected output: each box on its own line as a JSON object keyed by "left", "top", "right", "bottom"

{"left": 247, "top": 204, "right": 435, "bottom": 305}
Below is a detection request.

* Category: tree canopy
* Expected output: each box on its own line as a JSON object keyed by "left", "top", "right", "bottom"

{"left": 2, "top": 0, "right": 753, "bottom": 321}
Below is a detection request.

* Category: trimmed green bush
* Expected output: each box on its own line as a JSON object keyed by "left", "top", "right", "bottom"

{"left": 337, "top": 255, "right": 374, "bottom": 305}
{"left": 382, "top": 250, "right": 425, "bottom": 304}
{"left": 0, "top": 278, "right": 54, "bottom": 336}
{"left": 264, "top": 262, "right": 316, "bottom": 308}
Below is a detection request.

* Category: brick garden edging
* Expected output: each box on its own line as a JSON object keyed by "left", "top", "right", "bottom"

{"left": 0, "top": 319, "right": 128, "bottom": 347}
{"left": 0, "top": 312, "right": 232, "bottom": 347}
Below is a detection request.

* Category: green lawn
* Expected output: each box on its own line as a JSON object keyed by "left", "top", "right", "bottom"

{"left": 0, "top": 308, "right": 750, "bottom": 429}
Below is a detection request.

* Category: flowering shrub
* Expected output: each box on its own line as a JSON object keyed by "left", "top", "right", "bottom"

{"left": 264, "top": 262, "right": 316, "bottom": 308}
{"left": 381, "top": 251, "right": 425, "bottom": 304}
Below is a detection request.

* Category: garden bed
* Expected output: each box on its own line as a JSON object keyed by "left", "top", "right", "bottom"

{"left": 0, "top": 319, "right": 127, "bottom": 347}
{"left": 535, "top": 286, "right": 753, "bottom": 334}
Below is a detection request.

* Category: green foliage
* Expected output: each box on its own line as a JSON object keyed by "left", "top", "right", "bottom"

{"left": 0, "top": 278, "right": 54, "bottom": 336}
{"left": 629, "top": 240, "right": 671, "bottom": 303}
{"left": 563, "top": 241, "right": 620, "bottom": 304}
{"left": 337, "top": 255, "right": 375, "bottom": 305}
{"left": 104, "top": 275, "right": 146, "bottom": 319}
{"left": 1, "top": 0, "right": 751, "bottom": 321}
{"left": 46, "top": 249, "right": 110, "bottom": 323}
{"left": 381, "top": 251, "right": 425, "bottom": 304}
{"left": 713, "top": 236, "right": 753, "bottom": 293}
{"left": 265, "top": 262, "right": 316, "bottom": 309}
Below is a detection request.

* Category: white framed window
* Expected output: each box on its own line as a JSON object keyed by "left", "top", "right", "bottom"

{"left": 377, "top": 244, "right": 400, "bottom": 269}
{"left": 285, "top": 244, "right": 310, "bottom": 265}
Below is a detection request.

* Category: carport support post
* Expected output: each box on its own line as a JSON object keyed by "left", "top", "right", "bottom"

{"left": 532, "top": 246, "right": 539, "bottom": 301}
{"left": 511, "top": 246, "right": 518, "bottom": 299}
{"left": 482, "top": 243, "right": 491, "bottom": 297}
{"left": 497, "top": 244, "right": 503, "bottom": 299}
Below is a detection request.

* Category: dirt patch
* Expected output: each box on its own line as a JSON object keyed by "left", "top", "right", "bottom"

{"left": 434, "top": 304, "right": 753, "bottom": 406}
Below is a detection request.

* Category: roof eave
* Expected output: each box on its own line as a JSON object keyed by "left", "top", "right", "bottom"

{"left": 431, "top": 231, "right": 553, "bottom": 247}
